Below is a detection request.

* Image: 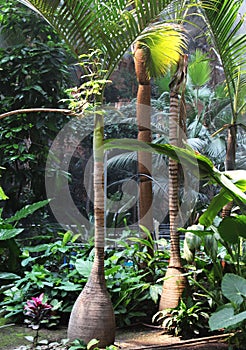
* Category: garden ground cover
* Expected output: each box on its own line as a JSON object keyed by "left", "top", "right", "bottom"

{"left": 0, "top": 323, "right": 229, "bottom": 349}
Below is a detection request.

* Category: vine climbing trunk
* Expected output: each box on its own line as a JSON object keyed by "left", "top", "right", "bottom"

{"left": 134, "top": 42, "right": 153, "bottom": 236}
{"left": 159, "top": 55, "right": 188, "bottom": 310}
{"left": 67, "top": 113, "right": 115, "bottom": 347}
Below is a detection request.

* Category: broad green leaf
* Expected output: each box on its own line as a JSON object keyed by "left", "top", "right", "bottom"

{"left": 199, "top": 189, "right": 231, "bottom": 227}
{"left": 23, "top": 244, "right": 50, "bottom": 253}
{"left": 62, "top": 231, "right": 73, "bottom": 245}
{"left": 50, "top": 299, "right": 63, "bottom": 311}
{"left": 222, "top": 273, "right": 246, "bottom": 305}
{"left": 0, "top": 186, "right": 8, "bottom": 200}
{"left": 184, "top": 225, "right": 203, "bottom": 250}
{"left": 0, "top": 228, "right": 23, "bottom": 240}
{"left": 0, "top": 272, "right": 20, "bottom": 280}
{"left": 105, "top": 139, "right": 214, "bottom": 178}
{"left": 178, "top": 228, "right": 211, "bottom": 237}
{"left": 149, "top": 284, "right": 162, "bottom": 304}
{"left": 87, "top": 339, "right": 99, "bottom": 350}
{"left": 218, "top": 215, "right": 246, "bottom": 243}
{"left": 199, "top": 175, "right": 246, "bottom": 227}
{"left": 75, "top": 259, "right": 93, "bottom": 278}
{"left": 106, "top": 139, "right": 246, "bottom": 206}
{"left": 209, "top": 305, "right": 246, "bottom": 331}
{"left": 55, "top": 281, "right": 82, "bottom": 291}
{"left": 204, "top": 234, "right": 218, "bottom": 261}
{"left": 5, "top": 199, "right": 50, "bottom": 223}
{"left": 211, "top": 172, "right": 246, "bottom": 206}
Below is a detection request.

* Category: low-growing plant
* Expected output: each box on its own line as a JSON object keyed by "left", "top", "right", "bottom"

{"left": 209, "top": 273, "right": 246, "bottom": 349}
{"left": 68, "top": 338, "right": 118, "bottom": 350}
{"left": 0, "top": 231, "right": 87, "bottom": 322}
{"left": 0, "top": 226, "right": 169, "bottom": 327}
{"left": 24, "top": 293, "right": 52, "bottom": 348}
{"left": 153, "top": 297, "right": 210, "bottom": 338}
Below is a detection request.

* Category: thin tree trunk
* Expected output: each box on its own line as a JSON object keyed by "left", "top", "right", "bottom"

{"left": 221, "top": 123, "right": 237, "bottom": 218}
{"left": 67, "top": 114, "right": 115, "bottom": 347}
{"left": 134, "top": 42, "right": 153, "bottom": 235}
{"left": 159, "top": 55, "right": 188, "bottom": 310}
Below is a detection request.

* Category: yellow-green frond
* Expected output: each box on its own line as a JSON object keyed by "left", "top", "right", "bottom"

{"left": 135, "top": 24, "right": 187, "bottom": 78}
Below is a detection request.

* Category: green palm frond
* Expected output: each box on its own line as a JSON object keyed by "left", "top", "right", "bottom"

{"left": 203, "top": 0, "right": 246, "bottom": 119}
{"left": 188, "top": 49, "right": 211, "bottom": 88}
{"left": 19, "top": 0, "right": 179, "bottom": 78}
{"left": 107, "top": 152, "right": 137, "bottom": 171}
{"left": 204, "top": 136, "right": 226, "bottom": 162}
{"left": 136, "top": 23, "right": 187, "bottom": 78}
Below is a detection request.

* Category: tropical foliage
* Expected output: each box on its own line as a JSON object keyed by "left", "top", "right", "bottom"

{"left": 0, "top": 0, "right": 71, "bottom": 224}
{"left": 0, "top": 0, "right": 246, "bottom": 349}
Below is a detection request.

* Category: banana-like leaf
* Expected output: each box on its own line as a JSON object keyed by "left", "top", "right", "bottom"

{"left": 199, "top": 172, "right": 246, "bottom": 227}
{"left": 105, "top": 139, "right": 246, "bottom": 205}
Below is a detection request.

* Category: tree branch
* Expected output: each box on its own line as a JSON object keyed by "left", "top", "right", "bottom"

{"left": 0, "top": 108, "right": 73, "bottom": 120}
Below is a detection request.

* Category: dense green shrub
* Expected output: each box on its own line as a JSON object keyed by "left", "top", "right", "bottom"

{"left": 0, "top": 230, "right": 169, "bottom": 327}
{"left": 0, "top": 0, "right": 72, "bottom": 222}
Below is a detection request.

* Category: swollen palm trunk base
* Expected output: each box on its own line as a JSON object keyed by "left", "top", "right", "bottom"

{"left": 159, "top": 267, "right": 187, "bottom": 310}
{"left": 67, "top": 274, "right": 115, "bottom": 347}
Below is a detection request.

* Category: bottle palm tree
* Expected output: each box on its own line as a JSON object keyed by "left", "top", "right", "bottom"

{"left": 18, "top": 0, "right": 185, "bottom": 345}
{"left": 134, "top": 24, "right": 185, "bottom": 234}
{"left": 159, "top": 54, "right": 189, "bottom": 310}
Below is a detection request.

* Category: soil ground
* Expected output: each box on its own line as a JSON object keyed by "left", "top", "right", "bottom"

{"left": 0, "top": 324, "right": 229, "bottom": 350}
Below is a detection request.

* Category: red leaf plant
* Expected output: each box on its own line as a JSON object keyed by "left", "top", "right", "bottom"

{"left": 24, "top": 293, "right": 52, "bottom": 329}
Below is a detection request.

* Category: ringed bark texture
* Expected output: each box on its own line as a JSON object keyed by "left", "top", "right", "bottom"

{"left": 67, "top": 114, "right": 115, "bottom": 347}
{"left": 159, "top": 56, "right": 188, "bottom": 310}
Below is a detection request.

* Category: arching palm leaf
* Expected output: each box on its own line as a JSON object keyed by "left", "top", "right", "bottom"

{"left": 203, "top": 0, "right": 246, "bottom": 219}
{"left": 203, "top": 0, "right": 246, "bottom": 120}
{"left": 19, "top": 0, "right": 182, "bottom": 79}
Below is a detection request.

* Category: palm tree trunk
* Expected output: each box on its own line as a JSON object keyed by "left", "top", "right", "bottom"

{"left": 159, "top": 55, "right": 188, "bottom": 310}
{"left": 134, "top": 42, "right": 153, "bottom": 235}
{"left": 67, "top": 114, "right": 115, "bottom": 347}
{"left": 221, "top": 123, "right": 237, "bottom": 218}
